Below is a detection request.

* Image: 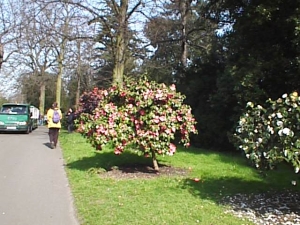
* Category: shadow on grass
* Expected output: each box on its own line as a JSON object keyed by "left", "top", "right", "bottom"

{"left": 66, "top": 150, "right": 163, "bottom": 172}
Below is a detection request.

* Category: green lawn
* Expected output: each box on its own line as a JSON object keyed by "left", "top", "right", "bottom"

{"left": 59, "top": 130, "right": 300, "bottom": 225}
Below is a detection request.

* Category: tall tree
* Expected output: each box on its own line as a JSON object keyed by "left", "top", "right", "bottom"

{"left": 209, "top": 0, "right": 300, "bottom": 105}
{"left": 143, "top": 0, "right": 216, "bottom": 83}
{"left": 17, "top": 2, "right": 57, "bottom": 115}
{"left": 0, "top": 0, "right": 23, "bottom": 70}
{"left": 69, "top": 0, "right": 147, "bottom": 87}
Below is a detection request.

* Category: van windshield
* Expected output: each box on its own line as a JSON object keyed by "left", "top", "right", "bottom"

{"left": 0, "top": 105, "right": 27, "bottom": 114}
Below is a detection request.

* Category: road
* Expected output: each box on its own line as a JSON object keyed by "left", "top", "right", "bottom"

{"left": 0, "top": 126, "right": 80, "bottom": 225}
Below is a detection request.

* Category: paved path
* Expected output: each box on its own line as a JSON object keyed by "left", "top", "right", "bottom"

{"left": 0, "top": 126, "right": 79, "bottom": 225}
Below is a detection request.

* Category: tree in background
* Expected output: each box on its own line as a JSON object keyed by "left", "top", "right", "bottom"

{"left": 142, "top": 0, "right": 216, "bottom": 84}
{"left": 71, "top": 0, "right": 147, "bottom": 88}
{"left": 0, "top": 0, "right": 23, "bottom": 70}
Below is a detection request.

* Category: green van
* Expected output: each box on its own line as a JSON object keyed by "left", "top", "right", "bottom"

{"left": 0, "top": 103, "right": 39, "bottom": 134}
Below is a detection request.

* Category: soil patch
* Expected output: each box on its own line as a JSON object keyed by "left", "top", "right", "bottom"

{"left": 98, "top": 164, "right": 189, "bottom": 179}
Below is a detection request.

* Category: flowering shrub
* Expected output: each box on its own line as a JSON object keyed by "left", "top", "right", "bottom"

{"left": 76, "top": 87, "right": 105, "bottom": 115}
{"left": 76, "top": 77, "right": 198, "bottom": 171}
{"left": 231, "top": 92, "right": 300, "bottom": 173}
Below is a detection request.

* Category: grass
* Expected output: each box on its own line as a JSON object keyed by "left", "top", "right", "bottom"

{"left": 59, "top": 130, "right": 300, "bottom": 225}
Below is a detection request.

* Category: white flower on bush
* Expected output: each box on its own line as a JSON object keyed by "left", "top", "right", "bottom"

{"left": 263, "top": 152, "right": 269, "bottom": 159}
{"left": 232, "top": 91, "right": 300, "bottom": 174}
{"left": 236, "top": 127, "right": 243, "bottom": 133}
{"left": 282, "top": 127, "right": 294, "bottom": 136}
{"left": 267, "top": 125, "right": 274, "bottom": 134}
{"left": 246, "top": 102, "right": 254, "bottom": 108}
{"left": 276, "top": 121, "right": 283, "bottom": 127}
{"left": 282, "top": 127, "right": 290, "bottom": 134}
{"left": 239, "top": 118, "right": 246, "bottom": 126}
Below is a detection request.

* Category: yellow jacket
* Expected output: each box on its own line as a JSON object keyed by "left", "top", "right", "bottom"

{"left": 47, "top": 108, "right": 63, "bottom": 128}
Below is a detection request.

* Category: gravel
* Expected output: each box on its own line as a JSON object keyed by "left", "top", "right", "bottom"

{"left": 220, "top": 190, "right": 300, "bottom": 225}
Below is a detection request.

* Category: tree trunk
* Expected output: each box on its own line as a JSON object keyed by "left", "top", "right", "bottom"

{"left": 56, "top": 57, "right": 63, "bottom": 107}
{"left": 151, "top": 149, "right": 159, "bottom": 171}
{"left": 112, "top": 0, "right": 128, "bottom": 88}
{"left": 180, "top": 0, "right": 190, "bottom": 68}
{"left": 75, "top": 41, "right": 81, "bottom": 110}
{"left": 75, "top": 76, "right": 80, "bottom": 110}
{"left": 39, "top": 83, "right": 45, "bottom": 116}
{"left": 0, "top": 42, "right": 3, "bottom": 69}
{"left": 56, "top": 41, "right": 65, "bottom": 107}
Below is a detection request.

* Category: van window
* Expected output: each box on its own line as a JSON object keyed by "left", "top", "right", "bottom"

{"left": 1, "top": 105, "right": 27, "bottom": 114}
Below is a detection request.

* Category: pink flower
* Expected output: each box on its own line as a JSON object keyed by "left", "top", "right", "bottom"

{"left": 103, "top": 90, "right": 108, "bottom": 96}
{"left": 169, "top": 143, "right": 176, "bottom": 152}
{"left": 155, "top": 90, "right": 163, "bottom": 99}
{"left": 153, "top": 116, "right": 160, "bottom": 123}
{"left": 159, "top": 116, "right": 166, "bottom": 122}
{"left": 114, "top": 146, "right": 124, "bottom": 155}
{"left": 177, "top": 116, "right": 183, "bottom": 121}
{"left": 165, "top": 129, "right": 171, "bottom": 134}
{"left": 114, "top": 150, "right": 122, "bottom": 155}
{"left": 168, "top": 143, "right": 176, "bottom": 155}
{"left": 170, "top": 84, "right": 176, "bottom": 91}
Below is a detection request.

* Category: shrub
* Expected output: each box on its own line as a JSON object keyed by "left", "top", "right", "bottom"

{"left": 231, "top": 92, "right": 300, "bottom": 173}
{"left": 76, "top": 77, "right": 198, "bottom": 170}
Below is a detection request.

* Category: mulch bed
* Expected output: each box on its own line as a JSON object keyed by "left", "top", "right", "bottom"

{"left": 98, "top": 164, "right": 189, "bottom": 179}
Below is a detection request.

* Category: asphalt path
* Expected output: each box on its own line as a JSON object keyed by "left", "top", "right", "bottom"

{"left": 0, "top": 126, "right": 79, "bottom": 225}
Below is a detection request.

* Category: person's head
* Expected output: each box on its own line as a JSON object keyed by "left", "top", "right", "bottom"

{"left": 68, "top": 108, "right": 72, "bottom": 112}
{"left": 52, "top": 102, "right": 58, "bottom": 109}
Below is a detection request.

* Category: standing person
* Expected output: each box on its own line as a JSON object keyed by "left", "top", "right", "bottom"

{"left": 46, "top": 102, "right": 62, "bottom": 149}
{"left": 66, "top": 108, "right": 75, "bottom": 133}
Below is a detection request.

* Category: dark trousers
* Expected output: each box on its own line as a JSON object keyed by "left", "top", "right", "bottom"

{"left": 49, "top": 128, "right": 60, "bottom": 146}
{"left": 67, "top": 123, "right": 74, "bottom": 133}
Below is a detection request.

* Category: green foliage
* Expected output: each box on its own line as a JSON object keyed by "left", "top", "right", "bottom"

{"left": 178, "top": 47, "right": 237, "bottom": 150}
{"left": 231, "top": 92, "right": 300, "bottom": 173}
{"left": 76, "top": 77, "right": 198, "bottom": 168}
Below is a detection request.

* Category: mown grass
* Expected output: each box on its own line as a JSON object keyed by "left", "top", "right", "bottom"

{"left": 59, "top": 130, "right": 300, "bottom": 225}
